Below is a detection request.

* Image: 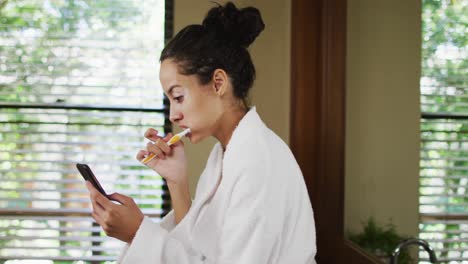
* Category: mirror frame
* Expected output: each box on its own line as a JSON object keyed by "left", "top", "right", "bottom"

{"left": 290, "top": 0, "right": 382, "bottom": 262}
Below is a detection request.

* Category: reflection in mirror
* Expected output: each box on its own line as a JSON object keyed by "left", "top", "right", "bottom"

{"left": 345, "top": 0, "right": 467, "bottom": 263}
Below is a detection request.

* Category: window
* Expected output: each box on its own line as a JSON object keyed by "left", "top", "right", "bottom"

{"left": 0, "top": 0, "right": 172, "bottom": 262}
{"left": 419, "top": 0, "right": 467, "bottom": 263}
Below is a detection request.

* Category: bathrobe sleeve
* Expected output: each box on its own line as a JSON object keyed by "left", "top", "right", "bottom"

{"left": 117, "top": 146, "right": 220, "bottom": 264}
{"left": 117, "top": 210, "right": 176, "bottom": 263}
{"left": 216, "top": 164, "right": 276, "bottom": 264}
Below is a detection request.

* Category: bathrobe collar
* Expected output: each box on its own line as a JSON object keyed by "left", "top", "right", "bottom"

{"left": 198, "top": 106, "right": 262, "bottom": 198}
{"left": 168, "top": 107, "right": 263, "bottom": 242}
{"left": 223, "top": 106, "right": 264, "bottom": 163}
{"left": 227, "top": 106, "right": 261, "bottom": 147}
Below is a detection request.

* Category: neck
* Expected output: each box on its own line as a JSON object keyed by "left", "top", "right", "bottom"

{"left": 213, "top": 105, "right": 248, "bottom": 150}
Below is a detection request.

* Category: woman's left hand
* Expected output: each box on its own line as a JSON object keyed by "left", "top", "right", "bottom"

{"left": 86, "top": 181, "right": 144, "bottom": 243}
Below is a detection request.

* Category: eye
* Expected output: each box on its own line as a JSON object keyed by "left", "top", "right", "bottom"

{"left": 173, "top": 96, "right": 184, "bottom": 103}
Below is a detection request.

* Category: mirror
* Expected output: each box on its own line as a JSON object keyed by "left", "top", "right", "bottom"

{"left": 289, "top": 0, "right": 463, "bottom": 262}
{"left": 345, "top": 0, "right": 421, "bottom": 261}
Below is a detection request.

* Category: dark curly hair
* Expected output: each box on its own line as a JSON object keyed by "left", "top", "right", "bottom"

{"left": 160, "top": 2, "right": 265, "bottom": 100}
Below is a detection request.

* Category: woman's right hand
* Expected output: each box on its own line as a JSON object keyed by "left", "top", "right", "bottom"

{"left": 86, "top": 182, "right": 144, "bottom": 243}
{"left": 136, "top": 128, "right": 189, "bottom": 185}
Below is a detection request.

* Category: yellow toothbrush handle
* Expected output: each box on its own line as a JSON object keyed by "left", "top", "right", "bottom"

{"left": 142, "top": 135, "right": 182, "bottom": 164}
{"left": 142, "top": 153, "right": 157, "bottom": 163}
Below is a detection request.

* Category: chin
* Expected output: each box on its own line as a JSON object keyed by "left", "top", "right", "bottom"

{"left": 187, "top": 133, "right": 206, "bottom": 144}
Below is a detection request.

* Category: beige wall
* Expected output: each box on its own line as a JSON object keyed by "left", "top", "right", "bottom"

{"left": 345, "top": 0, "right": 421, "bottom": 237}
{"left": 173, "top": 0, "right": 291, "bottom": 196}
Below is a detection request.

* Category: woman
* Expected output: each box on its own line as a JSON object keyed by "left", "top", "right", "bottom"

{"left": 86, "top": 2, "right": 316, "bottom": 263}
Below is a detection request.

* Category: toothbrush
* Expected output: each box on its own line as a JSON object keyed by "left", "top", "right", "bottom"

{"left": 142, "top": 128, "right": 191, "bottom": 164}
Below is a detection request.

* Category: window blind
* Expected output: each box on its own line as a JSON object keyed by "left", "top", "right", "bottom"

{"left": 419, "top": 0, "right": 467, "bottom": 263}
{"left": 0, "top": 0, "right": 172, "bottom": 262}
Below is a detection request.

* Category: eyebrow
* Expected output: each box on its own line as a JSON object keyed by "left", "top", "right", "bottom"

{"left": 167, "top": 84, "right": 181, "bottom": 96}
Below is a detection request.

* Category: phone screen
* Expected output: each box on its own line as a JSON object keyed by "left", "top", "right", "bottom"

{"left": 76, "top": 163, "right": 108, "bottom": 198}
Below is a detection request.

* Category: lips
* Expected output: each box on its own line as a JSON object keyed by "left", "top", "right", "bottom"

{"left": 178, "top": 126, "right": 191, "bottom": 136}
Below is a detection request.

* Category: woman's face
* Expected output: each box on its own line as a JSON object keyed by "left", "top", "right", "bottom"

{"left": 159, "top": 59, "right": 223, "bottom": 143}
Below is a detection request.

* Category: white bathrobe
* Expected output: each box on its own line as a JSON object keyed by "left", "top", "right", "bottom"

{"left": 118, "top": 107, "right": 317, "bottom": 264}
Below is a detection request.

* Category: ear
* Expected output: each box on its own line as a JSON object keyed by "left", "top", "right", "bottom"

{"left": 212, "top": 69, "right": 229, "bottom": 96}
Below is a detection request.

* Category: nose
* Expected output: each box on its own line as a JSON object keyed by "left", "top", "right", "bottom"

{"left": 169, "top": 106, "right": 182, "bottom": 123}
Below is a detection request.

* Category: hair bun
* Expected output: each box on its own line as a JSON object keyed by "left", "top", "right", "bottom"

{"left": 202, "top": 2, "right": 265, "bottom": 48}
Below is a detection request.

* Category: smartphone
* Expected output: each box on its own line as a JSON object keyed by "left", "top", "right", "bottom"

{"left": 76, "top": 163, "right": 108, "bottom": 198}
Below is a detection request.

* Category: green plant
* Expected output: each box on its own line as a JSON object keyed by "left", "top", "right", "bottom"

{"left": 348, "top": 217, "right": 413, "bottom": 264}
